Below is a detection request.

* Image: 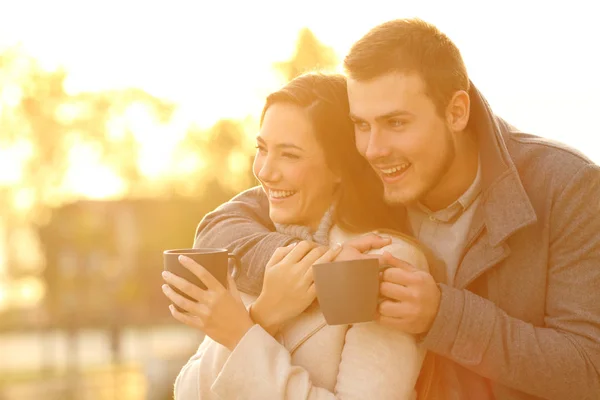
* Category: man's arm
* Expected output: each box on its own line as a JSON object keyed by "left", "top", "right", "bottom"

{"left": 194, "top": 186, "right": 296, "bottom": 295}
{"left": 421, "top": 164, "right": 600, "bottom": 399}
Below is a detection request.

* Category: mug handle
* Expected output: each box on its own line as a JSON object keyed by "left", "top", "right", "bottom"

{"left": 227, "top": 253, "right": 240, "bottom": 281}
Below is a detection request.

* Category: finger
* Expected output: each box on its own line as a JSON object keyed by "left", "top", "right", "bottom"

{"left": 162, "top": 271, "right": 206, "bottom": 302}
{"left": 380, "top": 251, "right": 418, "bottom": 272}
{"left": 227, "top": 273, "right": 243, "bottom": 303}
{"left": 306, "top": 283, "right": 317, "bottom": 300}
{"left": 266, "top": 243, "right": 297, "bottom": 268}
{"left": 302, "top": 266, "right": 314, "bottom": 284}
{"left": 313, "top": 243, "right": 343, "bottom": 265}
{"left": 179, "top": 255, "right": 224, "bottom": 292}
{"left": 162, "top": 284, "right": 201, "bottom": 314}
{"left": 378, "top": 298, "right": 413, "bottom": 318}
{"left": 297, "top": 246, "right": 330, "bottom": 270}
{"left": 169, "top": 304, "right": 204, "bottom": 330}
{"left": 382, "top": 266, "right": 422, "bottom": 286}
{"left": 379, "top": 281, "right": 413, "bottom": 302}
{"left": 345, "top": 233, "right": 392, "bottom": 253}
{"left": 282, "top": 240, "right": 318, "bottom": 264}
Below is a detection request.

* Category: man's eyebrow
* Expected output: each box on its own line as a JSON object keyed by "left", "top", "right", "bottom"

{"left": 349, "top": 110, "right": 413, "bottom": 121}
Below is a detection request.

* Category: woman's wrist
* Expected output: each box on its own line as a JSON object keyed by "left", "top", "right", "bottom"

{"left": 249, "top": 299, "right": 281, "bottom": 336}
{"left": 225, "top": 314, "right": 255, "bottom": 351}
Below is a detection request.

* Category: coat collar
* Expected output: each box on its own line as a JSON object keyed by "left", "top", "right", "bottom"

{"left": 466, "top": 83, "right": 537, "bottom": 248}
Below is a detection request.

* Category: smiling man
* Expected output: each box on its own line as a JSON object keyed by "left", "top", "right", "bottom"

{"left": 193, "top": 18, "right": 600, "bottom": 399}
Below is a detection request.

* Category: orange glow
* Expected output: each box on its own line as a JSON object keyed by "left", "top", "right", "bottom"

{"left": 0, "top": 141, "right": 32, "bottom": 186}
{"left": 0, "top": 282, "right": 7, "bottom": 311}
{"left": 62, "top": 141, "right": 127, "bottom": 199}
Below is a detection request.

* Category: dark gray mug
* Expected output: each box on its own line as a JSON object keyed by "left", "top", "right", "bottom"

{"left": 312, "top": 258, "right": 391, "bottom": 325}
{"left": 163, "top": 248, "right": 239, "bottom": 311}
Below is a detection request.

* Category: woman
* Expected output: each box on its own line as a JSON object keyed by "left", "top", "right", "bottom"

{"left": 162, "top": 73, "right": 431, "bottom": 399}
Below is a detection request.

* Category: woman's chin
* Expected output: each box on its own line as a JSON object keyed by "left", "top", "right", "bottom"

{"left": 270, "top": 210, "right": 297, "bottom": 226}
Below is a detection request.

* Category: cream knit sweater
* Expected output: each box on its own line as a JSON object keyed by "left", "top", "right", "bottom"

{"left": 174, "top": 210, "right": 428, "bottom": 399}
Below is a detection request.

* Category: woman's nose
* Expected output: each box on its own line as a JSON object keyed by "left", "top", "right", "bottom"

{"left": 257, "top": 156, "right": 280, "bottom": 183}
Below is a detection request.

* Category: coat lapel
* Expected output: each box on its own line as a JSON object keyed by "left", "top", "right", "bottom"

{"left": 454, "top": 169, "right": 537, "bottom": 289}
{"left": 451, "top": 86, "right": 538, "bottom": 289}
{"left": 455, "top": 229, "right": 511, "bottom": 290}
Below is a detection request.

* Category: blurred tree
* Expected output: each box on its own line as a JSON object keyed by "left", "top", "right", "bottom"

{"left": 0, "top": 48, "right": 176, "bottom": 221}
{"left": 178, "top": 119, "right": 256, "bottom": 195}
{"left": 274, "top": 28, "right": 339, "bottom": 82}
{"left": 0, "top": 48, "right": 175, "bottom": 277}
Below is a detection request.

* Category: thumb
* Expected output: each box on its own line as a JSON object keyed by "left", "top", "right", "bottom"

{"left": 379, "top": 251, "right": 417, "bottom": 271}
{"left": 227, "top": 273, "right": 243, "bottom": 303}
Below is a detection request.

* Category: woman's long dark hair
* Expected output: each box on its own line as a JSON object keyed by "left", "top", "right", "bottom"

{"left": 261, "top": 73, "right": 405, "bottom": 233}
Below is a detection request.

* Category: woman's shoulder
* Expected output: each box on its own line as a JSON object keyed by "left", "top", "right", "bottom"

{"left": 329, "top": 226, "right": 429, "bottom": 272}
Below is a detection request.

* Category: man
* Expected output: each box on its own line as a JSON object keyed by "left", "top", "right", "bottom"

{"left": 194, "top": 19, "right": 600, "bottom": 399}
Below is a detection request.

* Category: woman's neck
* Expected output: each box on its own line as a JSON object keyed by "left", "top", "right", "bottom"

{"left": 274, "top": 207, "right": 335, "bottom": 246}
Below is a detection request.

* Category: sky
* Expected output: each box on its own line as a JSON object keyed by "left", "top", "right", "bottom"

{"left": 0, "top": 0, "right": 598, "bottom": 165}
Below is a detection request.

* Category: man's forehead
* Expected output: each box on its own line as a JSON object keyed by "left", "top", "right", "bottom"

{"left": 347, "top": 72, "right": 426, "bottom": 97}
{"left": 347, "top": 72, "right": 427, "bottom": 118}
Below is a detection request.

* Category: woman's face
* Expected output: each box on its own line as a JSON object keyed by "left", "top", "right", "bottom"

{"left": 253, "top": 102, "right": 340, "bottom": 230}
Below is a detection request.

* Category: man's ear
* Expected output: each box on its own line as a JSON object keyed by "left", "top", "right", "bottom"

{"left": 445, "top": 90, "right": 470, "bottom": 132}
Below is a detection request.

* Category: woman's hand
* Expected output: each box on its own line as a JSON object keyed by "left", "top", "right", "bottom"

{"left": 251, "top": 241, "right": 343, "bottom": 334}
{"left": 161, "top": 255, "right": 254, "bottom": 351}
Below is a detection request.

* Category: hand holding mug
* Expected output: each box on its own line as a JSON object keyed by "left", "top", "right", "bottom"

{"left": 162, "top": 255, "right": 254, "bottom": 351}
{"left": 251, "top": 241, "right": 343, "bottom": 334}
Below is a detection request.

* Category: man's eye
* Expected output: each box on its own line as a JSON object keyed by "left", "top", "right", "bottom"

{"left": 354, "top": 121, "right": 370, "bottom": 131}
{"left": 282, "top": 152, "right": 300, "bottom": 159}
{"left": 389, "top": 119, "right": 405, "bottom": 128}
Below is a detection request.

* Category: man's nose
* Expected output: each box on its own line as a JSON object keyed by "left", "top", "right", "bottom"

{"left": 364, "top": 127, "right": 391, "bottom": 161}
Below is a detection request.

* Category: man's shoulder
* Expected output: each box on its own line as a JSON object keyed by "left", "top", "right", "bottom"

{"left": 503, "top": 127, "right": 596, "bottom": 188}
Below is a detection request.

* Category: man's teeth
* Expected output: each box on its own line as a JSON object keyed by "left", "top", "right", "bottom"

{"left": 269, "top": 190, "right": 296, "bottom": 199}
{"left": 381, "top": 164, "right": 410, "bottom": 174}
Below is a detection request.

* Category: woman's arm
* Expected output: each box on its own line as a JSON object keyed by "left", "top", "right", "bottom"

{"left": 335, "top": 323, "right": 424, "bottom": 400}
{"left": 169, "top": 245, "right": 351, "bottom": 399}
{"left": 187, "top": 323, "right": 347, "bottom": 400}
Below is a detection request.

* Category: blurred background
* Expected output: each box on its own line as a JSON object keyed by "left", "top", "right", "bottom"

{"left": 0, "top": 0, "right": 598, "bottom": 399}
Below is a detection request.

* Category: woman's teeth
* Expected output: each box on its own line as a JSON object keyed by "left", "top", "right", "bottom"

{"left": 269, "top": 190, "right": 296, "bottom": 199}
{"left": 381, "top": 163, "right": 410, "bottom": 176}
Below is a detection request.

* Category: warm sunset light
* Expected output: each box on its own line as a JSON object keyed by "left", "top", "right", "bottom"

{"left": 0, "top": 0, "right": 597, "bottom": 305}
{"left": 0, "top": 283, "right": 7, "bottom": 312}
{"left": 0, "top": 2, "right": 598, "bottom": 399}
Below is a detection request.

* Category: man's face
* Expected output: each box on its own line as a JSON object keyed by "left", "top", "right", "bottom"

{"left": 348, "top": 71, "right": 456, "bottom": 207}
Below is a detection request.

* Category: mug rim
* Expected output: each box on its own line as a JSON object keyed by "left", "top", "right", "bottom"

{"left": 312, "top": 257, "right": 379, "bottom": 270}
{"left": 163, "top": 248, "right": 229, "bottom": 255}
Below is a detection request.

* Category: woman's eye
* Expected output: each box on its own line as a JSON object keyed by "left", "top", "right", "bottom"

{"left": 282, "top": 152, "right": 300, "bottom": 159}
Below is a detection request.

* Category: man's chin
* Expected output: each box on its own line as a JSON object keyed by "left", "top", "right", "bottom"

{"left": 383, "top": 188, "right": 419, "bottom": 206}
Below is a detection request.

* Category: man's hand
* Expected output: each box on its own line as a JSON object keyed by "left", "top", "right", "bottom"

{"left": 334, "top": 233, "right": 392, "bottom": 261}
{"left": 377, "top": 251, "right": 441, "bottom": 335}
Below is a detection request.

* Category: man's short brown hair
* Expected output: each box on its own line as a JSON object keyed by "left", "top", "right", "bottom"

{"left": 344, "top": 18, "right": 470, "bottom": 115}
